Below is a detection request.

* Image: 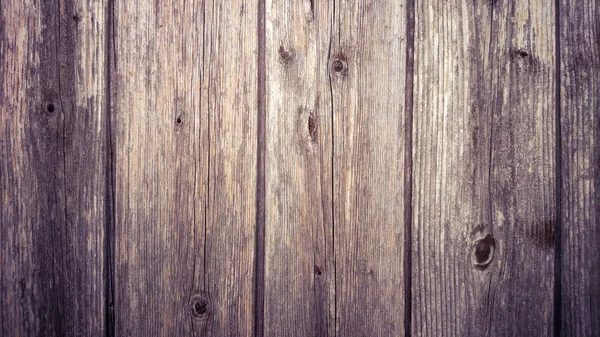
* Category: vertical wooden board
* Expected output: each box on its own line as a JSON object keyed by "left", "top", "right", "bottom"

{"left": 113, "top": 0, "right": 257, "bottom": 336}
{"left": 412, "top": 0, "right": 556, "bottom": 336}
{"left": 112, "top": 0, "right": 206, "bottom": 335}
{"left": 331, "top": 1, "right": 407, "bottom": 335}
{"left": 559, "top": 0, "right": 600, "bottom": 335}
{"left": 1, "top": 0, "right": 107, "bottom": 336}
{"left": 203, "top": 2, "right": 258, "bottom": 336}
{"left": 265, "top": 1, "right": 334, "bottom": 336}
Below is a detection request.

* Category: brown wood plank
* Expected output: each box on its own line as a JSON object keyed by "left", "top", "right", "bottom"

{"left": 1, "top": 0, "right": 108, "bottom": 336}
{"left": 412, "top": 0, "right": 556, "bottom": 335}
{"left": 203, "top": 2, "right": 258, "bottom": 336}
{"left": 331, "top": 1, "right": 408, "bottom": 335}
{"left": 112, "top": 1, "right": 257, "bottom": 336}
{"left": 559, "top": 0, "right": 600, "bottom": 335}
{"left": 264, "top": 1, "right": 334, "bottom": 336}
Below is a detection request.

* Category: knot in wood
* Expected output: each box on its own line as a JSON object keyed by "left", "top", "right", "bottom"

{"left": 46, "top": 103, "right": 55, "bottom": 113}
{"left": 331, "top": 59, "right": 347, "bottom": 76}
{"left": 473, "top": 234, "right": 495, "bottom": 268}
{"left": 278, "top": 45, "right": 293, "bottom": 65}
{"left": 189, "top": 293, "right": 211, "bottom": 319}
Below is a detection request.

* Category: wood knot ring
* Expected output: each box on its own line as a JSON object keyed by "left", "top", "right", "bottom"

{"left": 189, "top": 293, "right": 210, "bottom": 318}
{"left": 473, "top": 234, "right": 495, "bottom": 268}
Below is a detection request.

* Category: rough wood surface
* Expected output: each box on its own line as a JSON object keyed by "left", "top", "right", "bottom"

{"left": 0, "top": 0, "right": 108, "bottom": 335}
{"left": 112, "top": 0, "right": 257, "bottom": 336}
{"left": 411, "top": 0, "right": 556, "bottom": 335}
{"left": 265, "top": 1, "right": 334, "bottom": 336}
{"left": 3, "top": 1, "right": 600, "bottom": 336}
{"left": 559, "top": 0, "right": 600, "bottom": 335}
{"left": 330, "top": 1, "right": 408, "bottom": 335}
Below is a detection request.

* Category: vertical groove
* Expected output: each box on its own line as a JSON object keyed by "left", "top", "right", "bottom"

{"left": 254, "top": 0, "right": 266, "bottom": 334}
{"left": 553, "top": 0, "right": 562, "bottom": 335}
{"left": 105, "top": 0, "right": 116, "bottom": 335}
{"left": 403, "top": 0, "right": 415, "bottom": 335}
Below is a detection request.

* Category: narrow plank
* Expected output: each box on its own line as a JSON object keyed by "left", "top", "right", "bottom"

{"left": 265, "top": 1, "right": 334, "bottom": 336}
{"left": 331, "top": 1, "right": 407, "bottom": 335}
{"left": 112, "top": 0, "right": 257, "bottom": 335}
{"left": 412, "top": 0, "right": 556, "bottom": 336}
{"left": 1, "top": 0, "right": 107, "bottom": 336}
{"left": 559, "top": 0, "right": 600, "bottom": 335}
{"left": 112, "top": 0, "right": 206, "bottom": 334}
{"left": 203, "top": 2, "right": 258, "bottom": 336}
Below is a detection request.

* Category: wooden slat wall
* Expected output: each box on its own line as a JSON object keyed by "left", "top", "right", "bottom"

{"left": 412, "top": 0, "right": 556, "bottom": 335}
{"left": 559, "top": 0, "right": 600, "bottom": 335}
{"left": 2, "top": 1, "right": 600, "bottom": 336}
{"left": 112, "top": 0, "right": 256, "bottom": 336}
{"left": 1, "top": 0, "right": 107, "bottom": 336}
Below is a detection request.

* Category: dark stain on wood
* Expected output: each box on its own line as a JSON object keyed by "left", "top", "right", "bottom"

{"left": 524, "top": 218, "right": 556, "bottom": 250}
{"left": 308, "top": 109, "right": 318, "bottom": 143}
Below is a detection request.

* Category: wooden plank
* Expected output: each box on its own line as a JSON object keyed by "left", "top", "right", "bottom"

{"left": 203, "top": 2, "right": 258, "bottom": 336}
{"left": 559, "top": 0, "right": 600, "bottom": 335}
{"left": 265, "top": 1, "right": 408, "bottom": 335}
{"left": 412, "top": 0, "right": 556, "bottom": 335}
{"left": 1, "top": 0, "right": 108, "bottom": 336}
{"left": 264, "top": 1, "right": 334, "bottom": 336}
{"left": 330, "top": 1, "right": 408, "bottom": 335}
{"left": 112, "top": 0, "right": 257, "bottom": 335}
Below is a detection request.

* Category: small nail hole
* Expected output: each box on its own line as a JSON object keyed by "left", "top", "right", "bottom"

{"left": 314, "top": 265, "right": 322, "bottom": 276}
{"left": 176, "top": 117, "right": 182, "bottom": 125}
{"left": 73, "top": 15, "right": 80, "bottom": 23}
{"left": 46, "top": 103, "right": 55, "bottom": 113}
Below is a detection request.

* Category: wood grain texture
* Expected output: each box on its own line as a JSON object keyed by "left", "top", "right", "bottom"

{"left": 412, "top": 0, "right": 556, "bottom": 335}
{"left": 0, "top": 0, "right": 108, "bottom": 335}
{"left": 331, "top": 1, "right": 407, "bottom": 335}
{"left": 265, "top": 1, "right": 334, "bottom": 336}
{"left": 559, "top": 0, "right": 600, "bottom": 335}
{"left": 112, "top": 0, "right": 256, "bottom": 335}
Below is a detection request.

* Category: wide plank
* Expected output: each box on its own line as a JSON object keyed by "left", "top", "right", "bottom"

{"left": 411, "top": 0, "right": 556, "bottom": 335}
{"left": 559, "top": 0, "right": 600, "bottom": 335}
{"left": 112, "top": 0, "right": 257, "bottom": 335}
{"left": 1, "top": 0, "right": 108, "bottom": 335}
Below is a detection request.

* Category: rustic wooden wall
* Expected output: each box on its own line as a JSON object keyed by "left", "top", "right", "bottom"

{"left": 1, "top": 0, "right": 598, "bottom": 336}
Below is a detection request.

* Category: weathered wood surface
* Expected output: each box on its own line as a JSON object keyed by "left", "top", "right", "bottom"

{"left": 412, "top": 0, "right": 556, "bottom": 335}
{"left": 264, "top": 1, "right": 334, "bottom": 336}
{"left": 330, "top": 1, "right": 408, "bottom": 335}
{"left": 265, "top": 0, "right": 408, "bottom": 335}
{"left": 112, "top": 0, "right": 257, "bottom": 336}
{"left": 559, "top": 0, "right": 600, "bottom": 335}
{"left": 1, "top": 0, "right": 108, "bottom": 336}
{"left": 2, "top": 0, "right": 600, "bottom": 336}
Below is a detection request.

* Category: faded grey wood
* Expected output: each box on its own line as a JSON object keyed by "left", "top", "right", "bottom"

{"left": 330, "top": 1, "right": 408, "bottom": 335}
{"left": 112, "top": 0, "right": 257, "bottom": 336}
{"left": 0, "top": 0, "right": 108, "bottom": 336}
{"left": 412, "top": 0, "right": 556, "bottom": 336}
{"left": 265, "top": 1, "right": 334, "bottom": 336}
{"left": 559, "top": 0, "right": 600, "bottom": 335}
